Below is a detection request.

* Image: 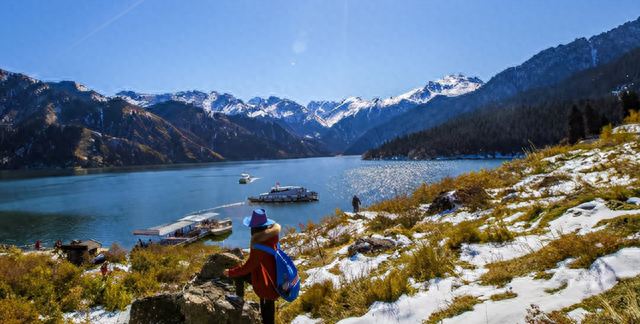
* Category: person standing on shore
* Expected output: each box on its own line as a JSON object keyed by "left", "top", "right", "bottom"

{"left": 35, "top": 239, "right": 41, "bottom": 250}
{"left": 352, "top": 195, "right": 361, "bottom": 213}
{"left": 223, "top": 208, "right": 280, "bottom": 324}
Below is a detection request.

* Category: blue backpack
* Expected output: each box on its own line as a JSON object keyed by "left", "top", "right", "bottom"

{"left": 253, "top": 243, "right": 300, "bottom": 302}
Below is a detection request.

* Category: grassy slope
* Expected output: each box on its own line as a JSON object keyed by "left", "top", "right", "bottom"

{"left": 277, "top": 124, "right": 640, "bottom": 324}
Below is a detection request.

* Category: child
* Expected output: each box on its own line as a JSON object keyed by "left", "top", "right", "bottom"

{"left": 223, "top": 208, "right": 280, "bottom": 324}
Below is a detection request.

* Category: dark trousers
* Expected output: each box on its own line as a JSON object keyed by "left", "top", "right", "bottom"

{"left": 234, "top": 274, "right": 275, "bottom": 324}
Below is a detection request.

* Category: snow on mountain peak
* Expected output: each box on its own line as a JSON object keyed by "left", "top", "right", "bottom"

{"left": 315, "top": 74, "right": 484, "bottom": 127}
{"left": 115, "top": 74, "right": 483, "bottom": 129}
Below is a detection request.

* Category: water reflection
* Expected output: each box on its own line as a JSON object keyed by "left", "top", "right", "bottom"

{"left": 0, "top": 157, "right": 506, "bottom": 250}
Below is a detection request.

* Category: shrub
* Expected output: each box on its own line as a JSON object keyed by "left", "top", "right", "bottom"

{"left": 404, "top": 241, "right": 456, "bottom": 282}
{"left": 367, "top": 269, "right": 409, "bottom": 303}
{"left": 480, "top": 267, "right": 514, "bottom": 287}
{"left": 299, "top": 281, "right": 335, "bottom": 318}
{"left": 481, "top": 223, "right": 515, "bottom": 244}
{"left": 367, "top": 214, "right": 397, "bottom": 233}
{"left": 457, "top": 184, "right": 490, "bottom": 211}
{"left": 103, "top": 283, "right": 133, "bottom": 312}
{"left": 121, "top": 270, "right": 160, "bottom": 297}
{"left": 369, "top": 194, "right": 414, "bottom": 214}
{"left": 104, "top": 243, "right": 127, "bottom": 264}
{"left": 447, "top": 221, "right": 482, "bottom": 250}
{"left": 0, "top": 298, "right": 39, "bottom": 324}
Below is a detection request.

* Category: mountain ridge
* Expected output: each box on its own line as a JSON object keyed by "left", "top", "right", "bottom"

{"left": 344, "top": 16, "right": 640, "bottom": 154}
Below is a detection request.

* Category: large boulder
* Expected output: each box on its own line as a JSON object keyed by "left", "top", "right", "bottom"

{"left": 129, "top": 253, "right": 261, "bottom": 324}
{"left": 427, "top": 191, "right": 459, "bottom": 214}
{"left": 181, "top": 281, "right": 261, "bottom": 324}
{"left": 130, "top": 293, "right": 184, "bottom": 324}
{"left": 197, "top": 253, "right": 243, "bottom": 285}
{"left": 347, "top": 237, "right": 395, "bottom": 256}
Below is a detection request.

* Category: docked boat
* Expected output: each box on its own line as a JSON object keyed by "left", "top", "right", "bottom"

{"left": 239, "top": 173, "right": 252, "bottom": 184}
{"left": 210, "top": 218, "right": 233, "bottom": 236}
{"left": 248, "top": 185, "right": 318, "bottom": 203}
{"left": 133, "top": 211, "right": 232, "bottom": 246}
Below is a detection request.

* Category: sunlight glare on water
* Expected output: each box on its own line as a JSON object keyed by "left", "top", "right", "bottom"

{"left": 330, "top": 161, "right": 453, "bottom": 205}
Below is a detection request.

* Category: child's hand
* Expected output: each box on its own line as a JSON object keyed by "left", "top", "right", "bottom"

{"left": 223, "top": 269, "right": 230, "bottom": 277}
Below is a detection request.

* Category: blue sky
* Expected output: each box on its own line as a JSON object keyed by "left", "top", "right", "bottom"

{"left": 1, "top": 1, "right": 638, "bottom": 105}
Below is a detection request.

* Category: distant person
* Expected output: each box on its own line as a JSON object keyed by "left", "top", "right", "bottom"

{"left": 352, "top": 195, "right": 361, "bottom": 213}
{"left": 100, "top": 261, "right": 109, "bottom": 280}
{"left": 223, "top": 208, "right": 280, "bottom": 324}
{"left": 35, "top": 239, "right": 41, "bottom": 250}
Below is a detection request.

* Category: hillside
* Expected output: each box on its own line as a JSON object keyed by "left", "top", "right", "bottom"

{"left": 279, "top": 124, "right": 640, "bottom": 324}
{"left": 346, "top": 17, "right": 640, "bottom": 154}
{"left": 363, "top": 43, "right": 640, "bottom": 160}
{"left": 0, "top": 70, "right": 328, "bottom": 169}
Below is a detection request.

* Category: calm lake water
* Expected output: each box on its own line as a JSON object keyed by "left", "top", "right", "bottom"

{"left": 0, "top": 156, "right": 506, "bottom": 250}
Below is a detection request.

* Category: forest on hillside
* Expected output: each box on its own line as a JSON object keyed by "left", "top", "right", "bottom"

{"left": 363, "top": 44, "right": 640, "bottom": 160}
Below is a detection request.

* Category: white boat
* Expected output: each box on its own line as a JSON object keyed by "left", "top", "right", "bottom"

{"left": 239, "top": 173, "right": 252, "bottom": 184}
{"left": 133, "top": 211, "right": 232, "bottom": 246}
{"left": 248, "top": 185, "right": 318, "bottom": 203}
{"left": 210, "top": 218, "right": 233, "bottom": 236}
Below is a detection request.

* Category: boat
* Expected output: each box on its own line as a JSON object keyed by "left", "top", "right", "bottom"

{"left": 239, "top": 173, "right": 252, "bottom": 184}
{"left": 133, "top": 211, "right": 232, "bottom": 246}
{"left": 248, "top": 184, "right": 318, "bottom": 203}
{"left": 210, "top": 218, "right": 233, "bottom": 236}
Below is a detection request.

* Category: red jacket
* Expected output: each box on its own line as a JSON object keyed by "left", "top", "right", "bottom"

{"left": 228, "top": 223, "right": 280, "bottom": 300}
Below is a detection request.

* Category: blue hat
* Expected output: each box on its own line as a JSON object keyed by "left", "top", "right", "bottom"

{"left": 243, "top": 208, "right": 276, "bottom": 227}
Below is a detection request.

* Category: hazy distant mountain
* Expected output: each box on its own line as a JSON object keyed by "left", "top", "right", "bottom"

{"left": 345, "top": 17, "right": 640, "bottom": 155}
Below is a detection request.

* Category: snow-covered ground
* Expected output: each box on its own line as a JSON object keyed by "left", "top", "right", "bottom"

{"left": 291, "top": 127, "right": 640, "bottom": 324}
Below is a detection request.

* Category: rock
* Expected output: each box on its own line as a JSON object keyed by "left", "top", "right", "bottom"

{"left": 347, "top": 237, "right": 395, "bottom": 256}
{"left": 129, "top": 253, "right": 262, "bottom": 324}
{"left": 197, "top": 253, "right": 243, "bottom": 283}
{"left": 576, "top": 202, "right": 597, "bottom": 210}
{"left": 427, "top": 191, "right": 459, "bottom": 214}
{"left": 181, "top": 281, "right": 261, "bottom": 324}
{"left": 129, "top": 293, "right": 184, "bottom": 324}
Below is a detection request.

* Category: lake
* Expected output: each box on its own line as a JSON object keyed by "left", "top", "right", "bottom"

{"left": 0, "top": 156, "right": 506, "bottom": 250}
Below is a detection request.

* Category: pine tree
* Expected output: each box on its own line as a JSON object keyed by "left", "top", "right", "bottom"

{"left": 583, "top": 103, "right": 601, "bottom": 136}
{"left": 620, "top": 90, "right": 640, "bottom": 118}
{"left": 568, "top": 105, "right": 585, "bottom": 144}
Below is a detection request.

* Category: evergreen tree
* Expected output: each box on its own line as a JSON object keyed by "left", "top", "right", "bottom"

{"left": 583, "top": 103, "right": 601, "bottom": 136}
{"left": 568, "top": 105, "right": 585, "bottom": 144}
{"left": 600, "top": 114, "right": 610, "bottom": 129}
{"left": 620, "top": 90, "right": 640, "bottom": 117}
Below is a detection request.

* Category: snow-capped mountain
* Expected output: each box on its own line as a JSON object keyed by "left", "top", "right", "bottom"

{"left": 116, "top": 74, "right": 483, "bottom": 135}
{"left": 115, "top": 74, "right": 484, "bottom": 153}
{"left": 318, "top": 74, "right": 483, "bottom": 128}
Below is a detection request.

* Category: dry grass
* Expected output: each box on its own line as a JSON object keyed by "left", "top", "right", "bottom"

{"left": 424, "top": 295, "right": 482, "bottom": 324}
{"left": 481, "top": 230, "right": 636, "bottom": 287}
{"left": 490, "top": 290, "right": 518, "bottom": 301}
{"left": 544, "top": 282, "right": 568, "bottom": 294}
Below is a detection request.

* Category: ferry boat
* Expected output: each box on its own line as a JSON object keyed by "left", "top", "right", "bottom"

{"left": 248, "top": 184, "right": 318, "bottom": 203}
{"left": 133, "top": 211, "right": 232, "bottom": 246}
